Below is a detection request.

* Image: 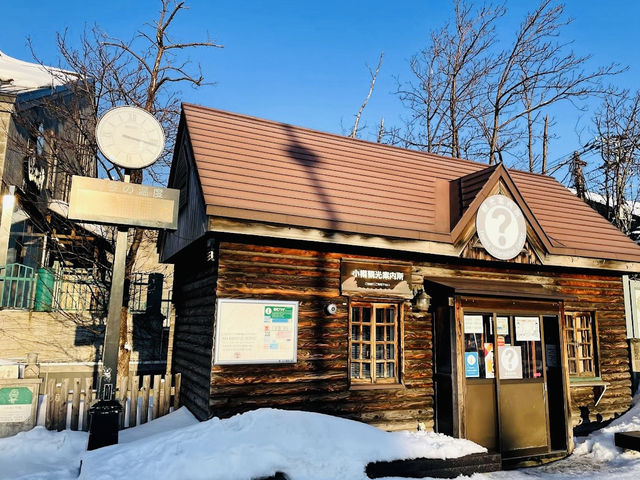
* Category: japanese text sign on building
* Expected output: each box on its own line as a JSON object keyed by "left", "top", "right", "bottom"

{"left": 340, "top": 260, "right": 412, "bottom": 298}
{"left": 214, "top": 299, "right": 299, "bottom": 365}
{"left": 68, "top": 176, "right": 179, "bottom": 229}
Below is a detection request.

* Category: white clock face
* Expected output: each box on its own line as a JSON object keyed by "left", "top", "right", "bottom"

{"left": 96, "top": 106, "right": 165, "bottom": 169}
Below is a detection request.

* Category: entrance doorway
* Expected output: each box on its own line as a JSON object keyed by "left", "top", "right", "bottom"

{"left": 463, "top": 311, "right": 566, "bottom": 458}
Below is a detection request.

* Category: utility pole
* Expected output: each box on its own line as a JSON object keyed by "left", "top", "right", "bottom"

{"left": 570, "top": 151, "right": 587, "bottom": 200}
{"left": 542, "top": 116, "right": 548, "bottom": 175}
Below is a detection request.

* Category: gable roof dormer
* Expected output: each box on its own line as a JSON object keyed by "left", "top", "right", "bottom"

{"left": 449, "top": 163, "right": 551, "bottom": 264}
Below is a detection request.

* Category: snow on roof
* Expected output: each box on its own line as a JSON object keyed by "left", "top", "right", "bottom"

{"left": 0, "top": 50, "right": 75, "bottom": 95}
{"left": 569, "top": 188, "right": 640, "bottom": 218}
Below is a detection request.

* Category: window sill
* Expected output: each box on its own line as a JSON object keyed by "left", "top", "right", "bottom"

{"left": 569, "top": 377, "right": 607, "bottom": 387}
{"left": 349, "top": 383, "right": 405, "bottom": 391}
{"left": 569, "top": 377, "right": 608, "bottom": 406}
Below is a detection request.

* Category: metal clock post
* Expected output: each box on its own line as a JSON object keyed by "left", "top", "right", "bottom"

{"left": 86, "top": 106, "right": 166, "bottom": 450}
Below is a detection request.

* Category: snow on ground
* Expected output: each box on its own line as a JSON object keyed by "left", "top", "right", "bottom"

{"left": 1, "top": 394, "right": 639, "bottom": 480}
{"left": 0, "top": 427, "right": 86, "bottom": 480}
{"left": 79, "top": 408, "right": 484, "bottom": 480}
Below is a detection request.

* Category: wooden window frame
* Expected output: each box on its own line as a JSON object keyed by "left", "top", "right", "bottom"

{"left": 348, "top": 300, "right": 403, "bottom": 388}
{"left": 565, "top": 311, "right": 599, "bottom": 378}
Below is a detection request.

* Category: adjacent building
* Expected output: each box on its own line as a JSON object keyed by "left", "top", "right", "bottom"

{"left": 0, "top": 52, "right": 171, "bottom": 382}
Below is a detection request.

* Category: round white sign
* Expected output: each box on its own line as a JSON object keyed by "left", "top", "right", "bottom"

{"left": 95, "top": 106, "right": 165, "bottom": 169}
{"left": 475, "top": 195, "right": 526, "bottom": 260}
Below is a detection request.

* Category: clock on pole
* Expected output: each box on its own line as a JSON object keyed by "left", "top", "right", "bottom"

{"left": 95, "top": 105, "right": 165, "bottom": 169}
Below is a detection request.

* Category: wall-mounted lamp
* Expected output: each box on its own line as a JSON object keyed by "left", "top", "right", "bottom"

{"left": 413, "top": 290, "right": 431, "bottom": 312}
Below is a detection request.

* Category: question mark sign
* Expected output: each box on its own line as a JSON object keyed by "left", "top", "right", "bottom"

{"left": 502, "top": 348, "right": 516, "bottom": 371}
{"left": 491, "top": 207, "right": 512, "bottom": 246}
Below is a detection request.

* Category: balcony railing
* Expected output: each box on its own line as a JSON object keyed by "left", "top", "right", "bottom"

{"left": 0, "top": 263, "right": 35, "bottom": 309}
{"left": 0, "top": 264, "right": 171, "bottom": 320}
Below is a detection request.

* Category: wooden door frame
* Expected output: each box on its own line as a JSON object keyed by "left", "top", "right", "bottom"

{"left": 453, "top": 295, "right": 570, "bottom": 456}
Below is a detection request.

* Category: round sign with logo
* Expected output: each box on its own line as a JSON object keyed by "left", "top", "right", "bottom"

{"left": 476, "top": 195, "right": 526, "bottom": 260}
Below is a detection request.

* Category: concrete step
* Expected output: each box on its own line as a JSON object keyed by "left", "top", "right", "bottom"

{"left": 615, "top": 431, "right": 640, "bottom": 452}
{"left": 366, "top": 452, "right": 502, "bottom": 479}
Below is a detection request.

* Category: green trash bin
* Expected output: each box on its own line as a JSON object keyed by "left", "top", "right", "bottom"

{"left": 34, "top": 267, "right": 54, "bottom": 311}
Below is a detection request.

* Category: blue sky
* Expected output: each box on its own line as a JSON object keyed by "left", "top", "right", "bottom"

{"left": 2, "top": 1, "right": 640, "bottom": 180}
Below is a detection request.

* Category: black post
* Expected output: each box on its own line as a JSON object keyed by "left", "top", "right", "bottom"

{"left": 87, "top": 215, "right": 129, "bottom": 449}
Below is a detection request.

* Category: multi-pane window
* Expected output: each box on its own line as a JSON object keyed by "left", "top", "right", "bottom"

{"left": 350, "top": 303, "right": 399, "bottom": 384}
{"left": 565, "top": 312, "right": 598, "bottom": 377}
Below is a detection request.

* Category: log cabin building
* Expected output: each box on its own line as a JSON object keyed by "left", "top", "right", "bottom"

{"left": 159, "top": 103, "right": 640, "bottom": 464}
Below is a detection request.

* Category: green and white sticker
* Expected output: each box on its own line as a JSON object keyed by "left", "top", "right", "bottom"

{"left": 0, "top": 387, "right": 33, "bottom": 423}
{"left": 265, "top": 306, "right": 293, "bottom": 322}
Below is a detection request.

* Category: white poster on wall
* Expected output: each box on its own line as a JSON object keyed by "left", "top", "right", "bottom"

{"left": 515, "top": 316, "right": 540, "bottom": 341}
{"left": 497, "top": 316, "right": 509, "bottom": 335}
{"left": 464, "top": 315, "right": 484, "bottom": 334}
{"left": 214, "top": 299, "right": 298, "bottom": 365}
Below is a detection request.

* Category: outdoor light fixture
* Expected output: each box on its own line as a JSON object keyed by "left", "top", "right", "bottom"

{"left": 413, "top": 290, "right": 431, "bottom": 312}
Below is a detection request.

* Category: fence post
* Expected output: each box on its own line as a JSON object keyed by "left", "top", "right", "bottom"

{"left": 163, "top": 375, "right": 171, "bottom": 415}
{"left": 173, "top": 373, "right": 181, "bottom": 411}
{"left": 45, "top": 379, "right": 55, "bottom": 430}
{"left": 70, "top": 378, "right": 81, "bottom": 431}
{"left": 152, "top": 374, "right": 161, "bottom": 421}
{"left": 82, "top": 377, "right": 94, "bottom": 432}
{"left": 130, "top": 375, "right": 139, "bottom": 428}
{"left": 140, "top": 375, "right": 151, "bottom": 424}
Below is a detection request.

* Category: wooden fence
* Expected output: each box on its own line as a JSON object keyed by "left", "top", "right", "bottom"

{"left": 43, "top": 373, "right": 181, "bottom": 431}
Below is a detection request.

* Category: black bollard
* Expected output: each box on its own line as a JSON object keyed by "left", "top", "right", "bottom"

{"left": 87, "top": 399, "right": 123, "bottom": 450}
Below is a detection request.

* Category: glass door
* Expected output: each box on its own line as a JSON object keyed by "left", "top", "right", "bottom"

{"left": 497, "top": 315, "right": 550, "bottom": 457}
{"left": 463, "top": 314, "right": 498, "bottom": 450}
{"left": 463, "top": 312, "right": 551, "bottom": 457}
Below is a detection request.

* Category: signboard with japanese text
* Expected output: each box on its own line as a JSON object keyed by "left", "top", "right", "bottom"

{"left": 497, "top": 316, "right": 510, "bottom": 335}
{"left": 214, "top": 299, "right": 298, "bottom": 365}
{"left": 464, "top": 315, "right": 484, "bottom": 334}
{"left": 68, "top": 176, "right": 179, "bottom": 229}
{"left": 0, "top": 387, "right": 31, "bottom": 423}
{"left": 340, "top": 260, "right": 412, "bottom": 298}
{"left": 465, "top": 352, "right": 480, "bottom": 378}
{"left": 515, "top": 316, "right": 541, "bottom": 341}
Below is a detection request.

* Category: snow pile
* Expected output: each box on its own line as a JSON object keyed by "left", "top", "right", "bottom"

{"left": 4, "top": 396, "right": 640, "bottom": 480}
{"left": 118, "top": 405, "right": 199, "bottom": 444}
{"left": 0, "top": 427, "right": 86, "bottom": 479}
{"left": 79, "top": 408, "right": 485, "bottom": 480}
{"left": 572, "top": 390, "right": 640, "bottom": 463}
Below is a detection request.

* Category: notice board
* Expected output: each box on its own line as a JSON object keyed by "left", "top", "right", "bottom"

{"left": 214, "top": 299, "right": 298, "bottom": 365}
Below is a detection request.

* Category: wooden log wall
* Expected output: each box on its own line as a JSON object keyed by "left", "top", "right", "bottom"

{"left": 172, "top": 245, "right": 217, "bottom": 420}
{"left": 415, "top": 263, "right": 632, "bottom": 428}
{"left": 212, "top": 242, "right": 434, "bottom": 431}
{"left": 172, "top": 236, "right": 631, "bottom": 433}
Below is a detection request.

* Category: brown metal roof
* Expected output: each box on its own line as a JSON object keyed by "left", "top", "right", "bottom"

{"left": 181, "top": 103, "right": 640, "bottom": 263}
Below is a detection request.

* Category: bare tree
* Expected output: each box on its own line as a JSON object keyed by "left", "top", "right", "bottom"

{"left": 28, "top": 0, "right": 221, "bottom": 376}
{"left": 350, "top": 52, "right": 384, "bottom": 139}
{"left": 483, "top": 0, "right": 621, "bottom": 164}
{"left": 396, "top": 0, "right": 503, "bottom": 159}
{"left": 591, "top": 90, "right": 640, "bottom": 234}
{"left": 396, "top": 0, "right": 621, "bottom": 167}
